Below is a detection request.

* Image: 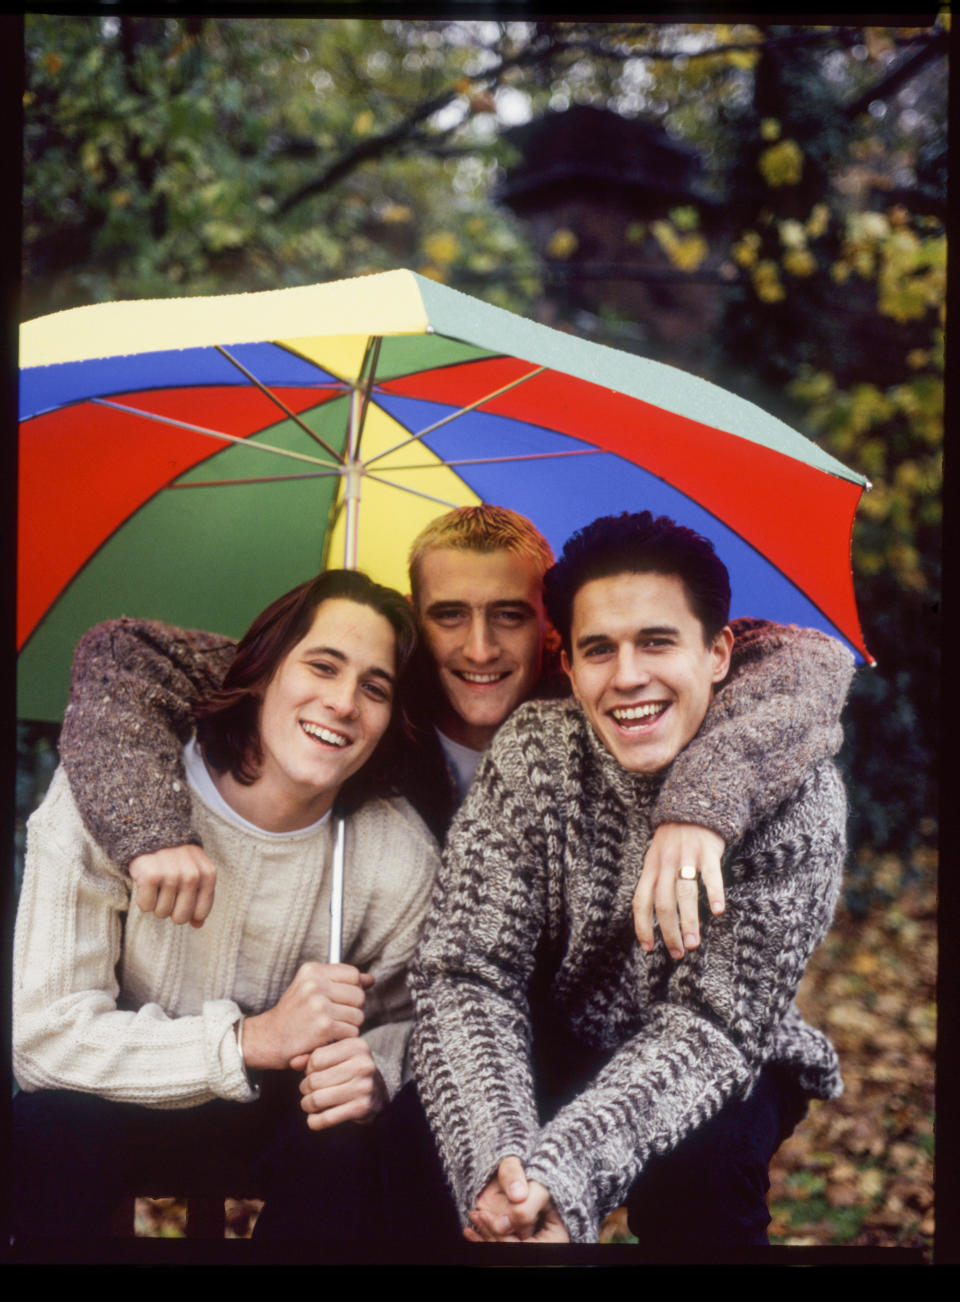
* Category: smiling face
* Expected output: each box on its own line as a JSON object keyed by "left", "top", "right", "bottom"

{"left": 562, "top": 571, "right": 733, "bottom": 775}
{"left": 250, "top": 597, "right": 397, "bottom": 829}
{"left": 415, "top": 546, "right": 548, "bottom": 751}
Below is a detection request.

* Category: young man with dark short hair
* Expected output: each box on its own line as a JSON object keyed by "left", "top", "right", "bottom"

{"left": 405, "top": 511, "right": 849, "bottom": 1250}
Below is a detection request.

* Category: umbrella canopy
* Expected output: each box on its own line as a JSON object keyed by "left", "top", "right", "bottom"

{"left": 19, "top": 269, "right": 872, "bottom": 722}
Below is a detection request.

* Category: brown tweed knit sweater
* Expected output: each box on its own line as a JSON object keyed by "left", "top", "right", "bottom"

{"left": 409, "top": 700, "right": 847, "bottom": 1243}
{"left": 59, "top": 618, "right": 853, "bottom": 862}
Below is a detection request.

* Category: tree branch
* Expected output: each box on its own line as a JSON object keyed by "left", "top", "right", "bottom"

{"left": 843, "top": 30, "right": 948, "bottom": 119}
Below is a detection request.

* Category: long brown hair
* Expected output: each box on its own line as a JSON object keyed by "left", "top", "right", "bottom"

{"left": 195, "top": 569, "right": 418, "bottom": 813}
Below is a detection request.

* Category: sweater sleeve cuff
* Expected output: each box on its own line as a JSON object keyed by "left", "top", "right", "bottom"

{"left": 211, "top": 1004, "right": 259, "bottom": 1103}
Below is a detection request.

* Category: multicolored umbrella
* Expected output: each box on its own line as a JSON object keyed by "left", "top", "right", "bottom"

{"left": 19, "top": 269, "right": 872, "bottom": 721}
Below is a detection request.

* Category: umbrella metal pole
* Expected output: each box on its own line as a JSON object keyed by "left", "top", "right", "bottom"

{"left": 329, "top": 816, "right": 346, "bottom": 964}
{"left": 342, "top": 388, "right": 364, "bottom": 570}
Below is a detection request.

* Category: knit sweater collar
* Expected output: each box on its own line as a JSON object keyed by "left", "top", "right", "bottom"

{"left": 567, "top": 699, "right": 667, "bottom": 809}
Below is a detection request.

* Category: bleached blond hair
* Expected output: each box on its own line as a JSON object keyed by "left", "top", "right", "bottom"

{"left": 408, "top": 505, "right": 554, "bottom": 607}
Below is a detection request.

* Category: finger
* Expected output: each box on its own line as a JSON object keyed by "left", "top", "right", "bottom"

{"left": 632, "top": 867, "right": 657, "bottom": 951}
{"left": 463, "top": 1226, "right": 484, "bottom": 1243}
{"left": 132, "top": 876, "right": 161, "bottom": 916}
{"left": 289, "top": 1053, "right": 309, "bottom": 1072}
{"left": 303, "top": 1038, "right": 369, "bottom": 1074}
{"left": 498, "top": 1156, "right": 529, "bottom": 1204}
{"left": 153, "top": 882, "right": 179, "bottom": 921}
{"left": 301, "top": 1058, "right": 372, "bottom": 1095}
{"left": 170, "top": 881, "right": 200, "bottom": 927}
{"left": 655, "top": 876, "right": 684, "bottom": 959}
{"left": 302, "top": 1079, "right": 370, "bottom": 1114}
{"left": 477, "top": 1205, "right": 534, "bottom": 1240}
{"left": 192, "top": 860, "right": 217, "bottom": 925}
{"left": 676, "top": 875, "right": 701, "bottom": 951}
{"left": 324, "top": 1004, "right": 365, "bottom": 1032}
{"left": 321, "top": 963, "right": 367, "bottom": 986}
{"left": 325, "top": 982, "right": 368, "bottom": 1010}
{"left": 305, "top": 1099, "right": 372, "bottom": 1131}
{"left": 700, "top": 854, "right": 726, "bottom": 917}
{"left": 469, "top": 1209, "right": 503, "bottom": 1242}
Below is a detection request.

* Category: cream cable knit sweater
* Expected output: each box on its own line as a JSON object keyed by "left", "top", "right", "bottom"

{"left": 14, "top": 769, "right": 439, "bottom": 1107}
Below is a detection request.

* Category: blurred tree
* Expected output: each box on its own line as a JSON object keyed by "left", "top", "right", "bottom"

{"left": 21, "top": 15, "right": 944, "bottom": 861}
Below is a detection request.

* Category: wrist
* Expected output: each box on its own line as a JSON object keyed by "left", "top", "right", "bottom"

{"left": 239, "top": 1011, "right": 280, "bottom": 1072}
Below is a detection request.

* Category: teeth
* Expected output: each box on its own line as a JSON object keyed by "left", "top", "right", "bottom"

{"left": 459, "top": 672, "right": 506, "bottom": 684}
{"left": 301, "top": 721, "right": 349, "bottom": 747}
{"left": 612, "top": 703, "right": 668, "bottom": 723}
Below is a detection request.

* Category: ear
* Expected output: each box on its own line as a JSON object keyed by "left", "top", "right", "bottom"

{"left": 560, "top": 648, "right": 579, "bottom": 701}
{"left": 710, "top": 625, "right": 735, "bottom": 683}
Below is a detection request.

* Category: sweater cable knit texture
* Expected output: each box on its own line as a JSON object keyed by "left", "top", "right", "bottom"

{"left": 14, "top": 771, "right": 439, "bottom": 1106}
{"left": 410, "top": 699, "right": 847, "bottom": 1242}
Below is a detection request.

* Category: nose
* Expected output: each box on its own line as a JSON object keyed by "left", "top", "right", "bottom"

{"left": 463, "top": 613, "right": 498, "bottom": 665}
{"left": 324, "top": 676, "right": 360, "bottom": 720}
{"left": 612, "top": 646, "right": 650, "bottom": 692}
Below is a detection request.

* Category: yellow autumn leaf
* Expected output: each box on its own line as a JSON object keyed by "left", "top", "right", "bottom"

{"left": 668, "top": 206, "right": 699, "bottom": 232}
{"left": 806, "top": 203, "right": 830, "bottom": 239}
{"left": 778, "top": 220, "right": 807, "bottom": 249}
{"left": 783, "top": 248, "right": 817, "bottom": 277}
{"left": 671, "top": 234, "right": 709, "bottom": 272}
{"left": 546, "top": 228, "right": 578, "bottom": 260}
{"left": 423, "top": 231, "right": 460, "bottom": 265}
{"left": 380, "top": 203, "right": 413, "bottom": 224}
{"left": 758, "top": 139, "right": 804, "bottom": 188}
{"left": 752, "top": 260, "right": 785, "bottom": 302}
{"left": 353, "top": 109, "right": 375, "bottom": 137}
{"left": 760, "top": 117, "right": 781, "bottom": 141}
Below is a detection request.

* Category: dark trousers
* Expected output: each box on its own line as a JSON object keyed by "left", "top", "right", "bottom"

{"left": 11, "top": 1072, "right": 382, "bottom": 1241}
{"left": 370, "top": 1064, "right": 809, "bottom": 1249}
{"left": 12, "top": 1064, "right": 807, "bottom": 1247}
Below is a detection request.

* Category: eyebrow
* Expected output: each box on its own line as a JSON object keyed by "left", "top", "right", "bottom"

{"left": 425, "top": 599, "right": 537, "bottom": 615}
{"left": 575, "top": 625, "right": 681, "bottom": 651}
{"left": 301, "top": 644, "right": 395, "bottom": 685}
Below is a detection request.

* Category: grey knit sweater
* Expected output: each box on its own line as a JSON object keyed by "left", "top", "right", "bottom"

{"left": 409, "top": 700, "right": 847, "bottom": 1243}
{"left": 58, "top": 617, "right": 854, "bottom": 864}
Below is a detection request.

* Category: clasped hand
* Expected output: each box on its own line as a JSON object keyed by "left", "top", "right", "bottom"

{"left": 464, "top": 1157, "right": 569, "bottom": 1244}
{"left": 240, "top": 962, "right": 386, "bottom": 1128}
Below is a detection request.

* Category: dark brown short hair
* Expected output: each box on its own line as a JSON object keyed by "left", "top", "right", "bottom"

{"left": 195, "top": 569, "right": 418, "bottom": 812}
{"left": 544, "top": 511, "right": 731, "bottom": 655}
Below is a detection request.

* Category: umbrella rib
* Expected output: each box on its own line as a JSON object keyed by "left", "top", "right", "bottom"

{"left": 168, "top": 470, "right": 343, "bottom": 488}
{"left": 363, "top": 365, "right": 547, "bottom": 467}
{"left": 354, "top": 336, "right": 383, "bottom": 456}
{"left": 91, "top": 398, "right": 340, "bottom": 469}
{"left": 362, "top": 471, "right": 464, "bottom": 511}
{"left": 215, "top": 345, "right": 345, "bottom": 462}
{"left": 376, "top": 449, "right": 606, "bottom": 471}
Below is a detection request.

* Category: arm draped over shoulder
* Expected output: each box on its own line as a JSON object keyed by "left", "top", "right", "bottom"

{"left": 58, "top": 619, "right": 236, "bottom": 867}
